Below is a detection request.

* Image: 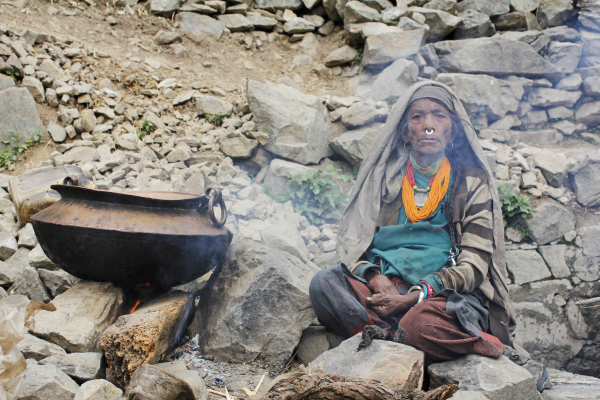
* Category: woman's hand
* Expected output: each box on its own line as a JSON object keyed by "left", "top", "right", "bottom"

{"left": 366, "top": 291, "right": 421, "bottom": 318}
{"left": 365, "top": 273, "right": 398, "bottom": 296}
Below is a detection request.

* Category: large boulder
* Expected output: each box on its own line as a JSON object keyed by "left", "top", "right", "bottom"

{"left": 568, "top": 150, "right": 600, "bottom": 207}
{"left": 456, "top": 0, "right": 510, "bottom": 16}
{"left": 312, "top": 334, "right": 425, "bottom": 391}
{"left": 363, "top": 29, "right": 426, "bottom": 68}
{"left": 175, "top": 12, "right": 225, "bottom": 39}
{"left": 429, "top": 355, "right": 539, "bottom": 399}
{"left": 29, "top": 282, "right": 124, "bottom": 352}
{"left": 330, "top": 123, "right": 382, "bottom": 168}
{"left": 434, "top": 37, "right": 563, "bottom": 78}
{"left": 408, "top": 7, "right": 461, "bottom": 42}
{"left": 246, "top": 80, "right": 332, "bottom": 165}
{"left": 98, "top": 292, "right": 193, "bottom": 387}
{"left": 188, "top": 238, "right": 320, "bottom": 366}
{"left": 526, "top": 202, "right": 576, "bottom": 245}
{"left": 126, "top": 361, "right": 208, "bottom": 400}
{"left": 368, "top": 58, "right": 418, "bottom": 103}
{"left": 0, "top": 88, "right": 45, "bottom": 152}
{"left": 505, "top": 249, "right": 551, "bottom": 285}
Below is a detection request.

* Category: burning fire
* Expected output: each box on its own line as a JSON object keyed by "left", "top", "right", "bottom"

{"left": 129, "top": 282, "right": 151, "bottom": 313}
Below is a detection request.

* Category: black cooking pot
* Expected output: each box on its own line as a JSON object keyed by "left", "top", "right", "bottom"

{"left": 31, "top": 179, "right": 231, "bottom": 290}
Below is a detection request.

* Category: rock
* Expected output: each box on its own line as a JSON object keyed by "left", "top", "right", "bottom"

{"left": 544, "top": 369, "right": 600, "bottom": 400}
{"left": 0, "top": 88, "right": 45, "bottom": 152}
{"left": 547, "top": 42, "right": 582, "bottom": 74}
{"left": 324, "top": 46, "right": 358, "bottom": 67}
{"left": 73, "top": 379, "right": 123, "bottom": 400}
{"left": 38, "top": 269, "right": 79, "bottom": 297}
{"left": 80, "top": 110, "right": 96, "bottom": 133}
{"left": 283, "top": 17, "right": 316, "bottom": 33}
{"left": 428, "top": 355, "right": 539, "bottom": 399}
{"left": 505, "top": 249, "right": 551, "bottom": 285}
{"left": 150, "top": 0, "right": 180, "bottom": 15}
{"left": 263, "top": 159, "right": 313, "bottom": 196}
{"left": 48, "top": 122, "right": 67, "bottom": 143}
{"left": 40, "top": 352, "right": 103, "bottom": 382}
{"left": 408, "top": 7, "right": 461, "bottom": 42}
{"left": 126, "top": 361, "right": 208, "bottom": 400}
{"left": 526, "top": 203, "right": 576, "bottom": 245}
{"left": 0, "top": 74, "right": 14, "bottom": 90}
{"left": 176, "top": 12, "right": 224, "bottom": 39}
{"left": 18, "top": 334, "right": 67, "bottom": 361}
{"left": 296, "top": 326, "right": 343, "bottom": 365}
{"left": 20, "top": 363, "right": 80, "bottom": 399}
{"left": 368, "top": 58, "right": 418, "bottom": 103}
{"left": 260, "top": 218, "right": 310, "bottom": 262}
{"left": 435, "top": 37, "right": 562, "bottom": 78}
{"left": 346, "top": 22, "right": 402, "bottom": 46}
{"left": 493, "top": 11, "right": 536, "bottom": 31}
{"left": 188, "top": 239, "right": 319, "bottom": 366}
{"left": 569, "top": 151, "right": 600, "bottom": 207}
{"left": 511, "top": 0, "right": 540, "bottom": 12}
{"left": 63, "top": 147, "right": 100, "bottom": 163}
{"left": 555, "top": 74, "right": 582, "bottom": 91}
{"left": 576, "top": 101, "right": 600, "bottom": 126}
{"left": 0, "top": 232, "right": 17, "bottom": 260}
{"left": 537, "top": 0, "right": 573, "bottom": 28}
{"left": 153, "top": 30, "right": 182, "bottom": 45}
{"left": 4, "top": 253, "right": 50, "bottom": 302}
{"left": 344, "top": 1, "right": 382, "bottom": 25}
{"left": 532, "top": 151, "right": 573, "bottom": 188}
{"left": 538, "top": 245, "right": 570, "bottom": 279}
{"left": 99, "top": 292, "right": 192, "bottom": 387}
{"left": 453, "top": 10, "right": 495, "bottom": 39}
{"left": 22, "top": 76, "right": 46, "bottom": 103}
{"left": 217, "top": 14, "right": 253, "bottom": 31}
{"left": 312, "top": 334, "right": 425, "bottom": 391}
{"left": 220, "top": 135, "right": 258, "bottom": 158}
{"left": 579, "top": 226, "right": 600, "bottom": 258}
{"left": 341, "top": 102, "right": 388, "bottom": 129}
{"left": 29, "top": 282, "right": 124, "bottom": 352}
{"left": 330, "top": 123, "right": 383, "bottom": 168}
{"left": 247, "top": 13, "right": 278, "bottom": 29}
{"left": 363, "top": 29, "right": 425, "bottom": 68}
{"left": 196, "top": 95, "right": 233, "bottom": 116}
{"left": 247, "top": 80, "right": 331, "bottom": 165}
{"left": 456, "top": 0, "right": 510, "bottom": 16}
{"left": 255, "top": 0, "right": 302, "bottom": 10}
{"left": 527, "top": 88, "right": 581, "bottom": 108}
{"left": 515, "top": 129, "right": 562, "bottom": 146}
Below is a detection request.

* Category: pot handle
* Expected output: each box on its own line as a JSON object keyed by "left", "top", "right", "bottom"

{"left": 205, "top": 188, "right": 227, "bottom": 228}
{"left": 63, "top": 176, "right": 80, "bottom": 186}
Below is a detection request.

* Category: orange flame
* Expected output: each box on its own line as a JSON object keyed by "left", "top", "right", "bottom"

{"left": 130, "top": 300, "right": 141, "bottom": 313}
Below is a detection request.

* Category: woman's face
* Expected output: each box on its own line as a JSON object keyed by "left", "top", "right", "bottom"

{"left": 403, "top": 98, "right": 455, "bottom": 162}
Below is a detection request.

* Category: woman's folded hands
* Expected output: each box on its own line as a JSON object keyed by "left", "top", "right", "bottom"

{"left": 366, "top": 291, "right": 421, "bottom": 318}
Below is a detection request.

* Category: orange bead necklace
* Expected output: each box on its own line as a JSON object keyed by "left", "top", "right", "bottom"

{"left": 402, "top": 156, "right": 451, "bottom": 223}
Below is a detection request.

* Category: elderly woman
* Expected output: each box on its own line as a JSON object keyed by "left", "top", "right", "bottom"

{"left": 310, "top": 82, "right": 548, "bottom": 389}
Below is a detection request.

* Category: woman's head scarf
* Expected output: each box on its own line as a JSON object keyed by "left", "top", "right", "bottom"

{"left": 336, "top": 80, "right": 515, "bottom": 339}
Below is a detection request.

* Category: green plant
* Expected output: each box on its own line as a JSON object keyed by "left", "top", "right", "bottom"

{"left": 282, "top": 165, "right": 354, "bottom": 225}
{"left": 203, "top": 113, "right": 229, "bottom": 127}
{"left": 497, "top": 182, "right": 534, "bottom": 240}
{"left": 137, "top": 119, "right": 155, "bottom": 140}
{"left": 4, "top": 70, "right": 20, "bottom": 83}
{"left": 351, "top": 46, "right": 364, "bottom": 67}
{"left": 0, "top": 131, "right": 42, "bottom": 170}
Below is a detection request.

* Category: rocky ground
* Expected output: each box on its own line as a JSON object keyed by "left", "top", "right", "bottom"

{"left": 1, "top": 0, "right": 600, "bottom": 398}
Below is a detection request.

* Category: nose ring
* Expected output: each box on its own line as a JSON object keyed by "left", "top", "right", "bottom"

{"left": 425, "top": 128, "right": 434, "bottom": 135}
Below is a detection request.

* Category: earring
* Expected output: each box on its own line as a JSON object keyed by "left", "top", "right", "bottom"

{"left": 446, "top": 142, "right": 454, "bottom": 150}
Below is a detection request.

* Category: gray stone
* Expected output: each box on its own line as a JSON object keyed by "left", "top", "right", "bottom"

{"left": 453, "top": 10, "right": 495, "bottom": 39}
{"left": 219, "top": 134, "right": 258, "bottom": 158}
{"left": 576, "top": 101, "right": 600, "bottom": 126}
{"left": 516, "top": 129, "right": 563, "bottom": 146}
{"left": 568, "top": 152, "right": 600, "bottom": 207}
{"left": 0, "top": 232, "right": 17, "bottom": 260}
{"left": 346, "top": 22, "right": 401, "bottom": 46}
{"left": 368, "top": 59, "right": 418, "bottom": 103}
{"left": 547, "top": 106, "right": 573, "bottom": 120}
{"left": 435, "top": 37, "right": 562, "bottom": 78}
{"left": 153, "top": 30, "right": 182, "bottom": 45}
{"left": 150, "top": 0, "right": 180, "bottom": 14}
{"left": 555, "top": 74, "right": 582, "bottom": 91}
{"left": 0, "top": 88, "right": 45, "bottom": 152}
{"left": 344, "top": 1, "right": 382, "bottom": 25}
{"left": 189, "top": 239, "right": 319, "bottom": 366}
{"left": 22, "top": 76, "right": 46, "bottom": 103}
{"left": 579, "top": 226, "right": 600, "bottom": 258}
{"left": 18, "top": 334, "right": 67, "bottom": 361}
{"left": 429, "top": 355, "right": 538, "bottom": 400}
{"left": 247, "top": 13, "right": 278, "bottom": 30}
{"left": 330, "top": 123, "right": 383, "bottom": 168}
{"left": 324, "top": 46, "right": 359, "bottom": 67}
{"left": 63, "top": 147, "right": 99, "bottom": 163}
{"left": 29, "top": 281, "right": 124, "bottom": 352}
{"left": 196, "top": 95, "right": 233, "bottom": 116}
{"left": 260, "top": 218, "right": 310, "bottom": 262}
{"left": 74, "top": 379, "right": 122, "bottom": 400}
{"left": 363, "top": 29, "right": 425, "bottom": 68}
{"left": 217, "top": 14, "right": 253, "bottom": 32}
{"left": 126, "top": 361, "right": 208, "bottom": 400}
{"left": 283, "top": 17, "right": 316, "bottom": 34}
{"left": 255, "top": 0, "right": 302, "bottom": 10}
{"left": 505, "top": 249, "right": 551, "bottom": 285}
{"left": 511, "top": 0, "right": 540, "bottom": 12}
{"left": 456, "top": 0, "right": 510, "bottom": 16}
{"left": 0, "top": 73, "right": 14, "bottom": 90}
{"left": 526, "top": 202, "right": 576, "bottom": 245}
{"left": 548, "top": 42, "right": 582, "bottom": 74}
{"left": 176, "top": 12, "right": 224, "bottom": 39}
{"left": 263, "top": 159, "right": 313, "bottom": 196}
{"left": 19, "top": 363, "right": 80, "bottom": 400}
{"left": 544, "top": 369, "right": 600, "bottom": 400}
{"left": 423, "top": 0, "right": 456, "bottom": 13}
{"left": 312, "top": 334, "right": 425, "bottom": 391}
{"left": 532, "top": 151, "right": 573, "bottom": 188}
{"left": 40, "top": 353, "right": 104, "bottom": 382}
{"left": 538, "top": 245, "right": 570, "bottom": 278}
{"left": 48, "top": 122, "right": 67, "bottom": 143}
{"left": 341, "top": 102, "right": 388, "bottom": 129}
{"left": 247, "top": 80, "right": 331, "bottom": 165}
{"left": 4, "top": 252, "right": 50, "bottom": 302}
{"left": 493, "top": 11, "right": 536, "bottom": 32}
{"left": 80, "top": 110, "right": 96, "bottom": 133}
{"left": 408, "top": 7, "right": 461, "bottom": 42}
{"left": 537, "top": 0, "right": 573, "bottom": 28}
{"left": 38, "top": 269, "right": 79, "bottom": 297}
{"left": 397, "top": 16, "right": 431, "bottom": 34}
{"left": 572, "top": 255, "right": 600, "bottom": 282}
{"left": 583, "top": 76, "right": 600, "bottom": 97}
{"left": 296, "top": 326, "right": 343, "bottom": 365}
